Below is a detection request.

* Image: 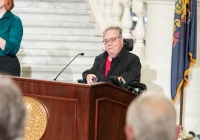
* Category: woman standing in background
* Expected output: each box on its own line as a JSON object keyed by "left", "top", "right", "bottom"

{"left": 0, "top": 0, "right": 23, "bottom": 76}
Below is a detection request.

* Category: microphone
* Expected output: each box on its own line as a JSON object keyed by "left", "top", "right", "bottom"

{"left": 54, "top": 53, "right": 84, "bottom": 81}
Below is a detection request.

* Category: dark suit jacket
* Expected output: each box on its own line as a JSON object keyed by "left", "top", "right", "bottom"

{"left": 82, "top": 47, "right": 141, "bottom": 83}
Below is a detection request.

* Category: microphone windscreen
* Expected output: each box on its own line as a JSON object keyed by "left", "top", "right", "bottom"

{"left": 80, "top": 53, "right": 84, "bottom": 56}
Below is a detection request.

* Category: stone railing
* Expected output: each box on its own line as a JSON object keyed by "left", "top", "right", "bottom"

{"left": 87, "top": 0, "right": 199, "bottom": 60}
{"left": 87, "top": 0, "right": 136, "bottom": 38}
{"left": 87, "top": 0, "right": 146, "bottom": 59}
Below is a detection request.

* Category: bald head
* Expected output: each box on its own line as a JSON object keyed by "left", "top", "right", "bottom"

{"left": 125, "top": 92, "right": 178, "bottom": 140}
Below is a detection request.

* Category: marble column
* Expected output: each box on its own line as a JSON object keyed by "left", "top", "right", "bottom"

{"left": 132, "top": 1, "right": 146, "bottom": 60}
{"left": 112, "top": 0, "right": 123, "bottom": 26}
{"left": 104, "top": 0, "right": 114, "bottom": 23}
{"left": 141, "top": 0, "right": 175, "bottom": 95}
{"left": 120, "top": 0, "right": 133, "bottom": 38}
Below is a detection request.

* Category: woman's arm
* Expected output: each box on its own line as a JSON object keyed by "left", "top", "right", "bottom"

{"left": 2, "top": 16, "right": 23, "bottom": 56}
{"left": 0, "top": 37, "right": 6, "bottom": 50}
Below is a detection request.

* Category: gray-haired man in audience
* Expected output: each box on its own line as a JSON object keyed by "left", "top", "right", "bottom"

{"left": 125, "top": 92, "right": 179, "bottom": 140}
{"left": 0, "top": 76, "right": 26, "bottom": 140}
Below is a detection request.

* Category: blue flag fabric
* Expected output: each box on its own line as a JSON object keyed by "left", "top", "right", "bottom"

{"left": 171, "top": 0, "right": 197, "bottom": 101}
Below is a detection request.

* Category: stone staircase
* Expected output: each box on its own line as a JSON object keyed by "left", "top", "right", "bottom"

{"left": 13, "top": 0, "right": 104, "bottom": 82}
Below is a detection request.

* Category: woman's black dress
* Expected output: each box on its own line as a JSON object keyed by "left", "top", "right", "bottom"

{"left": 0, "top": 56, "right": 20, "bottom": 76}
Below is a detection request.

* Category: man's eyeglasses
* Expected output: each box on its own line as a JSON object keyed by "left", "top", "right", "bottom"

{"left": 103, "top": 37, "right": 120, "bottom": 45}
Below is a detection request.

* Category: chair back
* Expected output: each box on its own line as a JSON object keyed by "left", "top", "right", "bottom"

{"left": 123, "top": 38, "right": 134, "bottom": 51}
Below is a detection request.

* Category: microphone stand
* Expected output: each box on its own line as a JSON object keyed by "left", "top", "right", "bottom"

{"left": 54, "top": 53, "right": 84, "bottom": 81}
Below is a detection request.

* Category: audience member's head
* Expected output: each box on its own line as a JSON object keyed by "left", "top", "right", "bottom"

{"left": 0, "top": 76, "right": 26, "bottom": 140}
{"left": 125, "top": 92, "right": 179, "bottom": 140}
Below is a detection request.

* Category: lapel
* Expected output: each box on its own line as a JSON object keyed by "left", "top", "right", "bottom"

{"left": 105, "top": 47, "right": 126, "bottom": 80}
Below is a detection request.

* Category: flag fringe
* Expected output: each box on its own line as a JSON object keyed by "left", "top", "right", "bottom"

{"left": 173, "top": 52, "right": 196, "bottom": 102}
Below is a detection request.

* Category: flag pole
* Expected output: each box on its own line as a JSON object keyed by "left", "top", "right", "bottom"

{"left": 178, "top": 85, "right": 185, "bottom": 139}
{"left": 178, "top": 0, "right": 192, "bottom": 138}
{"left": 179, "top": 85, "right": 184, "bottom": 127}
{"left": 178, "top": 84, "right": 193, "bottom": 139}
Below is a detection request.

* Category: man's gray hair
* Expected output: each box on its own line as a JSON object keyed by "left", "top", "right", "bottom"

{"left": 0, "top": 76, "right": 26, "bottom": 140}
{"left": 103, "top": 26, "right": 123, "bottom": 38}
{"left": 126, "top": 92, "right": 177, "bottom": 140}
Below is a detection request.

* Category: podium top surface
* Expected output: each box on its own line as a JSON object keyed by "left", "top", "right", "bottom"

{"left": 10, "top": 76, "right": 135, "bottom": 96}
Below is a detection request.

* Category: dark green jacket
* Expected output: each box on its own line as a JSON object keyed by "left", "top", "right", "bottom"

{"left": 0, "top": 11, "right": 23, "bottom": 56}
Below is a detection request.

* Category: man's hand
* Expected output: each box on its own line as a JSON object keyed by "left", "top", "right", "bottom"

{"left": 118, "top": 76, "right": 126, "bottom": 83}
{"left": 86, "top": 74, "right": 97, "bottom": 84}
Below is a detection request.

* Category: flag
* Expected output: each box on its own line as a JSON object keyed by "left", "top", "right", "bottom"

{"left": 171, "top": 0, "right": 197, "bottom": 101}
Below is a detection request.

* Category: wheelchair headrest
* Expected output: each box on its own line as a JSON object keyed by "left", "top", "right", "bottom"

{"left": 123, "top": 38, "right": 134, "bottom": 51}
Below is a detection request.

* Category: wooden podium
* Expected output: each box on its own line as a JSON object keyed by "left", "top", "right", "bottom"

{"left": 13, "top": 77, "right": 136, "bottom": 140}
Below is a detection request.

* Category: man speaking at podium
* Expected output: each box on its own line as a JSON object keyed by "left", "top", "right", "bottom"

{"left": 82, "top": 26, "right": 141, "bottom": 84}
